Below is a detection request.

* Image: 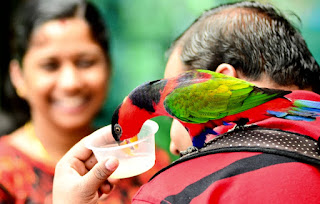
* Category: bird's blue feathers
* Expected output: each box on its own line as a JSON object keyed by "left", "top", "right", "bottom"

{"left": 293, "top": 106, "right": 320, "bottom": 113}
{"left": 294, "top": 100, "right": 320, "bottom": 109}
{"left": 193, "top": 99, "right": 320, "bottom": 150}
{"left": 192, "top": 128, "right": 218, "bottom": 148}
{"left": 267, "top": 99, "right": 320, "bottom": 121}
{"left": 266, "top": 110, "right": 288, "bottom": 118}
{"left": 284, "top": 115, "right": 315, "bottom": 122}
{"left": 223, "top": 121, "right": 232, "bottom": 126}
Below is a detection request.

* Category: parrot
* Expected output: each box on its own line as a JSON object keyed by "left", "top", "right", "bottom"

{"left": 111, "top": 69, "right": 320, "bottom": 149}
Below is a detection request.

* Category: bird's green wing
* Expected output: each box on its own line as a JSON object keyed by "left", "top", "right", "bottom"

{"left": 164, "top": 71, "right": 255, "bottom": 123}
{"left": 164, "top": 70, "right": 289, "bottom": 123}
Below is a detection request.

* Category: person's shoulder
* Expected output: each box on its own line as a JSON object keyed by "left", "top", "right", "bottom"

{"left": 0, "top": 134, "right": 53, "bottom": 203}
{"left": 133, "top": 151, "right": 262, "bottom": 203}
{"left": 0, "top": 132, "right": 37, "bottom": 173}
{"left": 286, "top": 90, "right": 320, "bottom": 101}
{"left": 0, "top": 135, "right": 33, "bottom": 192}
{"left": 0, "top": 135, "right": 27, "bottom": 169}
{"left": 0, "top": 135, "right": 17, "bottom": 154}
{"left": 133, "top": 150, "right": 320, "bottom": 203}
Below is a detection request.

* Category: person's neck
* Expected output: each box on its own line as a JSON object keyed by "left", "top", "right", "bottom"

{"left": 31, "top": 118, "right": 93, "bottom": 166}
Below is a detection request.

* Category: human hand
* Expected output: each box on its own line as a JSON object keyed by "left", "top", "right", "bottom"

{"left": 53, "top": 126, "right": 119, "bottom": 204}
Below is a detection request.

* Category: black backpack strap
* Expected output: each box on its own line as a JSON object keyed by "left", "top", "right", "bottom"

{"left": 150, "top": 126, "right": 320, "bottom": 182}
{"left": 179, "top": 126, "right": 320, "bottom": 166}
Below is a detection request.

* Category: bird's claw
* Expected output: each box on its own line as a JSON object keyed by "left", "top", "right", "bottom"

{"left": 179, "top": 146, "right": 199, "bottom": 157}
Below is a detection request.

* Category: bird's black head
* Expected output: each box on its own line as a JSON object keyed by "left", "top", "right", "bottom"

{"left": 111, "top": 104, "right": 122, "bottom": 142}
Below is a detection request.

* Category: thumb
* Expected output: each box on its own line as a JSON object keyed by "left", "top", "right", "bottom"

{"left": 83, "top": 157, "right": 119, "bottom": 191}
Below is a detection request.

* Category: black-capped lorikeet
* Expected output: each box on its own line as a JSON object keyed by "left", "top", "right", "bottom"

{"left": 111, "top": 69, "right": 320, "bottom": 149}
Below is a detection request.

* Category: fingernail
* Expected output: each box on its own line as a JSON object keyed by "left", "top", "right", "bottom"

{"left": 105, "top": 157, "right": 118, "bottom": 171}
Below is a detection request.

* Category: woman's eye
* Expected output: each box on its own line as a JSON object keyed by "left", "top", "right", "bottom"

{"left": 76, "top": 59, "right": 95, "bottom": 68}
{"left": 40, "top": 62, "right": 59, "bottom": 71}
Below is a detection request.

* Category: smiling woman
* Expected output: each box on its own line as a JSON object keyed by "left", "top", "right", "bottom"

{"left": 0, "top": 0, "right": 110, "bottom": 202}
{"left": 0, "top": 0, "right": 170, "bottom": 203}
{"left": 14, "top": 18, "right": 109, "bottom": 130}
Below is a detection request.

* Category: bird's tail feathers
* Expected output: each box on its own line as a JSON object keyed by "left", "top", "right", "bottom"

{"left": 267, "top": 99, "right": 320, "bottom": 121}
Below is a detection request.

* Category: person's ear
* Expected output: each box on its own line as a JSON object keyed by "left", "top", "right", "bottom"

{"left": 9, "top": 60, "right": 27, "bottom": 99}
{"left": 216, "top": 63, "right": 238, "bottom": 78}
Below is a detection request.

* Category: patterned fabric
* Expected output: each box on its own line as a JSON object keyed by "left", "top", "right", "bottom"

{"left": 0, "top": 136, "right": 171, "bottom": 204}
{"left": 133, "top": 90, "right": 320, "bottom": 203}
{"left": 0, "top": 136, "right": 54, "bottom": 203}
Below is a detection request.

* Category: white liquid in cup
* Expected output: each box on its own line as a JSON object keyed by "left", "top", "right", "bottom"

{"left": 86, "top": 120, "right": 158, "bottom": 179}
{"left": 110, "top": 153, "right": 155, "bottom": 179}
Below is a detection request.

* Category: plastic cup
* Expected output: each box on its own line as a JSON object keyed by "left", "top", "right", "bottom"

{"left": 85, "top": 120, "right": 158, "bottom": 179}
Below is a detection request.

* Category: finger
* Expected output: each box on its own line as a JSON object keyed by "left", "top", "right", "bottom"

{"left": 63, "top": 137, "right": 93, "bottom": 162}
{"left": 99, "top": 177, "right": 120, "bottom": 194}
{"left": 108, "top": 177, "right": 120, "bottom": 186}
{"left": 64, "top": 125, "right": 112, "bottom": 162}
{"left": 98, "top": 180, "right": 114, "bottom": 195}
{"left": 83, "top": 157, "right": 119, "bottom": 191}
{"left": 99, "top": 194, "right": 109, "bottom": 202}
{"left": 84, "top": 154, "right": 98, "bottom": 170}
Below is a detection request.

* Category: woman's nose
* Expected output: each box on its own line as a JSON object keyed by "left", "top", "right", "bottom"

{"left": 58, "top": 65, "right": 83, "bottom": 91}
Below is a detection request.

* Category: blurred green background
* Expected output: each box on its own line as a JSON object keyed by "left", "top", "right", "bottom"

{"left": 91, "top": 0, "right": 320, "bottom": 160}
{"left": 1, "top": 0, "right": 319, "bottom": 161}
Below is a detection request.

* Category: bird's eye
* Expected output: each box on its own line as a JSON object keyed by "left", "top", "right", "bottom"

{"left": 114, "top": 124, "right": 122, "bottom": 135}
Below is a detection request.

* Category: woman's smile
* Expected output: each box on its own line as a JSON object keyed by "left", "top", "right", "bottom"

{"left": 51, "top": 95, "right": 90, "bottom": 114}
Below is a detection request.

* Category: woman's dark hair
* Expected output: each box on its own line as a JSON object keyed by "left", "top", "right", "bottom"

{"left": 170, "top": 1, "right": 320, "bottom": 93}
{"left": 11, "top": 0, "right": 110, "bottom": 63}
{"left": 0, "top": 0, "right": 110, "bottom": 134}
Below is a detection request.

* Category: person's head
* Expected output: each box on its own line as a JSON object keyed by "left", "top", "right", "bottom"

{"left": 165, "top": 1, "right": 320, "bottom": 154}
{"left": 7, "top": 0, "right": 111, "bottom": 131}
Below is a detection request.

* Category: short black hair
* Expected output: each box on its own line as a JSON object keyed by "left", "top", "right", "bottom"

{"left": 170, "top": 1, "right": 320, "bottom": 93}
{"left": 10, "top": 0, "right": 110, "bottom": 64}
